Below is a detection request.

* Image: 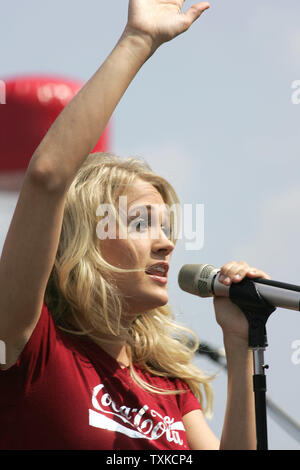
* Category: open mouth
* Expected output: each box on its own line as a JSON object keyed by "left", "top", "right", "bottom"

{"left": 145, "top": 263, "right": 169, "bottom": 284}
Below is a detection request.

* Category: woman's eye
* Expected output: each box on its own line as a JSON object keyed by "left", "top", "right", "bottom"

{"left": 136, "top": 219, "right": 148, "bottom": 231}
{"left": 129, "top": 218, "right": 148, "bottom": 232}
{"left": 128, "top": 215, "right": 171, "bottom": 237}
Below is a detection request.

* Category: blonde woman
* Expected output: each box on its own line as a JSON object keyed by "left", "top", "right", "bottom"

{"left": 0, "top": 0, "right": 270, "bottom": 450}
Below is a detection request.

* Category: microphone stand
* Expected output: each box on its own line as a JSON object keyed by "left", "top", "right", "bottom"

{"left": 197, "top": 342, "right": 300, "bottom": 446}
{"left": 226, "top": 277, "right": 277, "bottom": 450}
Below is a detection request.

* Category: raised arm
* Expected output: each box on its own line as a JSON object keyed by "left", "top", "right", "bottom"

{"left": 29, "top": 0, "right": 210, "bottom": 190}
{"left": 0, "top": 1, "right": 210, "bottom": 368}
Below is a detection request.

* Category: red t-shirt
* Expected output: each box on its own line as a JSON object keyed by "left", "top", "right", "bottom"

{"left": 0, "top": 302, "right": 201, "bottom": 450}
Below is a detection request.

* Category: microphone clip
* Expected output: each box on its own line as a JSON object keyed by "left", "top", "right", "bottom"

{"left": 229, "top": 277, "right": 277, "bottom": 348}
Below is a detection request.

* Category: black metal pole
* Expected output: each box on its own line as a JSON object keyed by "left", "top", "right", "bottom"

{"left": 228, "top": 277, "right": 277, "bottom": 450}
{"left": 252, "top": 348, "right": 268, "bottom": 450}
{"left": 196, "top": 341, "right": 300, "bottom": 444}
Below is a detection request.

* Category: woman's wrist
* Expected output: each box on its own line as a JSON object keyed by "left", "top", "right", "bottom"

{"left": 223, "top": 332, "right": 252, "bottom": 368}
{"left": 118, "top": 26, "right": 158, "bottom": 61}
{"left": 223, "top": 332, "right": 249, "bottom": 350}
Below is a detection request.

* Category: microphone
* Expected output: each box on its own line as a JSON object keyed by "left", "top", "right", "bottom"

{"left": 178, "top": 264, "right": 300, "bottom": 311}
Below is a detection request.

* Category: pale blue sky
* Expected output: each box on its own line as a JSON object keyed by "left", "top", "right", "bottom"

{"left": 1, "top": 0, "right": 300, "bottom": 449}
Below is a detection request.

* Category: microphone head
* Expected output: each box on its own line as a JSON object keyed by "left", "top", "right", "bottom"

{"left": 178, "top": 264, "right": 219, "bottom": 297}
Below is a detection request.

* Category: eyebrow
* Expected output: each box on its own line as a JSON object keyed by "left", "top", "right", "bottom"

{"left": 127, "top": 204, "right": 169, "bottom": 219}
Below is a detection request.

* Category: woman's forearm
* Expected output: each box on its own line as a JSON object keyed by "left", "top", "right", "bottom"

{"left": 27, "top": 0, "right": 210, "bottom": 190}
{"left": 220, "top": 336, "right": 257, "bottom": 450}
{"left": 29, "top": 31, "right": 154, "bottom": 189}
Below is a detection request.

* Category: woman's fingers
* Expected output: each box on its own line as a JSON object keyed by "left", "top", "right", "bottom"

{"left": 126, "top": 0, "right": 210, "bottom": 49}
{"left": 218, "top": 261, "right": 271, "bottom": 285}
{"left": 182, "top": 2, "right": 210, "bottom": 28}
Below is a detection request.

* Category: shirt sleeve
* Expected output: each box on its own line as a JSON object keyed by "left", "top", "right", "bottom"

{"left": 174, "top": 378, "right": 202, "bottom": 416}
{"left": 0, "top": 302, "right": 58, "bottom": 389}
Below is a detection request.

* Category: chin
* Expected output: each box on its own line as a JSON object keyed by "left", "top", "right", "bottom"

{"left": 146, "top": 294, "right": 169, "bottom": 310}
{"left": 131, "top": 293, "right": 169, "bottom": 314}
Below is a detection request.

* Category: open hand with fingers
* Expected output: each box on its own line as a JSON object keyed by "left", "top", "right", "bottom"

{"left": 124, "top": 0, "right": 210, "bottom": 52}
{"left": 213, "top": 261, "right": 271, "bottom": 343}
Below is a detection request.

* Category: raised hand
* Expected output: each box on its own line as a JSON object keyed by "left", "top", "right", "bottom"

{"left": 124, "top": 0, "right": 210, "bottom": 51}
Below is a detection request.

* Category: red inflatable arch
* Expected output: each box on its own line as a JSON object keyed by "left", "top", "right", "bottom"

{"left": 0, "top": 75, "right": 110, "bottom": 190}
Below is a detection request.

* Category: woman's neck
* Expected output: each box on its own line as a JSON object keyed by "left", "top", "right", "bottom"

{"left": 99, "top": 341, "right": 130, "bottom": 368}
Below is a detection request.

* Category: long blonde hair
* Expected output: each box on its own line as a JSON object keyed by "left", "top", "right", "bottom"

{"left": 45, "top": 152, "right": 214, "bottom": 416}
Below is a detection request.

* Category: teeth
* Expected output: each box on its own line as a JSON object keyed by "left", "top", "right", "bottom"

{"left": 146, "top": 265, "right": 166, "bottom": 275}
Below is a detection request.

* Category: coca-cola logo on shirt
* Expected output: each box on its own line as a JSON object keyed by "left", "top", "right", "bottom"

{"left": 89, "top": 383, "right": 185, "bottom": 445}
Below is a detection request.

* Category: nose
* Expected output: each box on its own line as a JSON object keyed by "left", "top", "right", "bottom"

{"left": 151, "top": 227, "right": 175, "bottom": 256}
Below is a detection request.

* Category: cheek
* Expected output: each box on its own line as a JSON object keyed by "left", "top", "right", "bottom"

{"left": 99, "top": 238, "right": 138, "bottom": 269}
